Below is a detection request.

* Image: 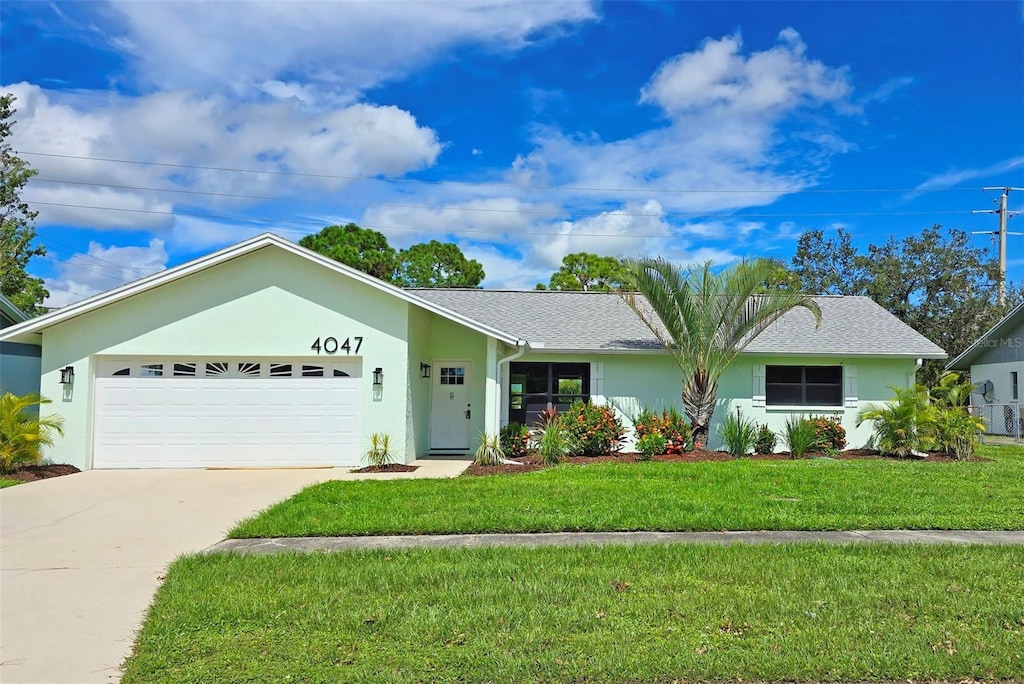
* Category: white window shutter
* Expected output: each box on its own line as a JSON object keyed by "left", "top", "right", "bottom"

{"left": 752, "top": 364, "right": 766, "bottom": 407}
{"left": 844, "top": 365, "right": 858, "bottom": 408}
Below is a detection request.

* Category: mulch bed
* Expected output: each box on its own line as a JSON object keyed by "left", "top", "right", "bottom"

{"left": 350, "top": 464, "right": 420, "bottom": 474}
{"left": 4, "top": 464, "right": 81, "bottom": 483}
{"left": 462, "top": 449, "right": 987, "bottom": 476}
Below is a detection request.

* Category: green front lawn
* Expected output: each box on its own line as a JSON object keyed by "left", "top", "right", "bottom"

{"left": 122, "top": 544, "right": 1024, "bottom": 683}
{"left": 0, "top": 478, "right": 20, "bottom": 489}
{"left": 232, "top": 445, "right": 1024, "bottom": 538}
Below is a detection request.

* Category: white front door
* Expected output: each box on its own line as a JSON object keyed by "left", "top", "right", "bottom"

{"left": 430, "top": 362, "right": 472, "bottom": 450}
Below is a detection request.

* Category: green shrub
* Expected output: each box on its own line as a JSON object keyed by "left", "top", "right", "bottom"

{"left": 0, "top": 393, "right": 65, "bottom": 474}
{"left": 634, "top": 407, "right": 691, "bottom": 454}
{"left": 635, "top": 433, "right": 666, "bottom": 460}
{"left": 718, "top": 411, "right": 757, "bottom": 457}
{"left": 857, "top": 385, "right": 932, "bottom": 458}
{"left": 537, "top": 423, "right": 569, "bottom": 466}
{"left": 363, "top": 432, "right": 395, "bottom": 467}
{"left": 931, "top": 406, "right": 984, "bottom": 460}
{"left": 782, "top": 415, "right": 819, "bottom": 459}
{"left": 926, "top": 373, "right": 984, "bottom": 460}
{"left": 499, "top": 422, "right": 531, "bottom": 460}
{"left": 559, "top": 400, "right": 625, "bottom": 457}
{"left": 473, "top": 432, "right": 506, "bottom": 466}
{"left": 930, "top": 371, "right": 975, "bottom": 408}
{"left": 753, "top": 423, "right": 777, "bottom": 454}
{"left": 806, "top": 415, "right": 846, "bottom": 451}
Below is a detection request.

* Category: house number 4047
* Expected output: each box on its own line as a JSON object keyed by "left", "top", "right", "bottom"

{"left": 310, "top": 336, "right": 363, "bottom": 355}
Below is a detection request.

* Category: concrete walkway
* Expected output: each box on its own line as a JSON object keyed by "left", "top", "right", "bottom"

{"left": 0, "top": 458, "right": 470, "bottom": 684}
{"left": 209, "top": 529, "right": 1024, "bottom": 554}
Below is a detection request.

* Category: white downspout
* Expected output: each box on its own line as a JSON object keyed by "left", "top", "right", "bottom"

{"left": 495, "top": 339, "right": 530, "bottom": 429}
{"left": 492, "top": 339, "right": 529, "bottom": 465}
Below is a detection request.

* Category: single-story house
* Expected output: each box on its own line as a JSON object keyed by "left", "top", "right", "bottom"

{"left": 947, "top": 301, "right": 1023, "bottom": 435}
{"left": 0, "top": 233, "right": 946, "bottom": 470}
{"left": 1, "top": 293, "right": 42, "bottom": 399}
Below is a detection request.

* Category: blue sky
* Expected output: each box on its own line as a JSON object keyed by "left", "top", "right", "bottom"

{"left": 2, "top": 0, "right": 1022, "bottom": 306}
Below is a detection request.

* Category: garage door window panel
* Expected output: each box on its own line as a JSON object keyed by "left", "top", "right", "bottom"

{"left": 206, "top": 362, "right": 230, "bottom": 377}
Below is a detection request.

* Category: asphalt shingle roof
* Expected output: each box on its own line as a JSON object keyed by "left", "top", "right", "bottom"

{"left": 410, "top": 289, "right": 946, "bottom": 357}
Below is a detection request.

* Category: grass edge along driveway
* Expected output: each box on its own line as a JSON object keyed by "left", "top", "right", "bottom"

{"left": 231, "top": 445, "right": 1024, "bottom": 538}
{"left": 122, "top": 543, "right": 1024, "bottom": 683}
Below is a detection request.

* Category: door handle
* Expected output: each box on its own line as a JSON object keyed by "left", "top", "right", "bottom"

{"left": 465, "top": 407, "right": 471, "bottom": 419}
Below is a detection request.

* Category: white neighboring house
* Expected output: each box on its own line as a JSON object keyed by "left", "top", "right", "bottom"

{"left": 0, "top": 294, "right": 41, "bottom": 398}
{"left": 946, "top": 301, "right": 1024, "bottom": 436}
{"left": 0, "top": 233, "right": 946, "bottom": 471}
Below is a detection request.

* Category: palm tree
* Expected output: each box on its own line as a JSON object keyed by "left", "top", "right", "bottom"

{"left": 0, "top": 392, "right": 65, "bottom": 474}
{"left": 620, "top": 258, "right": 822, "bottom": 448}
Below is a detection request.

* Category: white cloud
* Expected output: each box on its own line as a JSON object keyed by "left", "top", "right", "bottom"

{"left": 640, "top": 29, "right": 850, "bottom": 117}
{"left": 859, "top": 75, "right": 915, "bottom": 106}
{"left": 102, "top": 0, "right": 598, "bottom": 100}
{"left": 911, "top": 155, "right": 1024, "bottom": 195}
{"left": 362, "top": 197, "right": 551, "bottom": 247}
{"left": 24, "top": 182, "right": 174, "bottom": 230}
{"left": 44, "top": 238, "right": 168, "bottom": 307}
{"left": 531, "top": 200, "right": 672, "bottom": 269}
{"left": 461, "top": 243, "right": 549, "bottom": 290}
{"left": 167, "top": 216, "right": 276, "bottom": 252}
{"left": 500, "top": 28, "right": 855, "bottom": 232}
{"left": 7, "top": 82, "right": 442, "bottom": 231}
{"left": 675, "top": 220, "right": 765, "bottom": 239}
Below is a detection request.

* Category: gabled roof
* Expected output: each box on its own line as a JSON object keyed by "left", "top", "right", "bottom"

{"left": 412, "top": 289, "right": 947, "bottom": 357}
{"left": 0, "top": 294, "right": 29, "bottom": 327}
{"left": 0, "top": 233, "right": 521, "bottom": 346}
{"left": 946, "top": 300, "right": 1024, "bottom": 370}
{"left": 0, "top": 231, "right": 947, "bottom": 359}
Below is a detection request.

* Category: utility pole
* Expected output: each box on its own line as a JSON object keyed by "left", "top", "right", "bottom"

{"left": 972, "top": 187, "right": 1023, "bottom": 307}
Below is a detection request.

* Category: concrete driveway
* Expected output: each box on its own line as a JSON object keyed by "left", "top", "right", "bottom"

{"left": 0, "top": 459, "right": 469, "bottom": 684}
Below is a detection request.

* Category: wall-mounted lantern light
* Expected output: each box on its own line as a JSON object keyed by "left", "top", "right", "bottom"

{"left": 60, "top": 365, "right": 75, "bottom": 385}
{"left": 419, "top": 363, "right": 431, "bottom": 379}
{"left": 372, "top": 367, "right": 384, "bottom": 386}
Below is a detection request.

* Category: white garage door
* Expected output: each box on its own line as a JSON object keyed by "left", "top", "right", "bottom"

{"left": 93, "top": 359, "right": 361, "bottom": 469}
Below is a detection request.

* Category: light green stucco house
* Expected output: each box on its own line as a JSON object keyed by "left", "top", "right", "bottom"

{"left": 0, "top": 233, "right": 946, "bottom": 470}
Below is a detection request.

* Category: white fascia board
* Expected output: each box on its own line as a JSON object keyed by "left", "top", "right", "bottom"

{"left": 0, "top": 233, "right": 521, "bottom": 347}
{"left": 531, "top": 348, "right": 945, "bottom": 359}
{"left": 0, "top": 294, "right": 29, "bottom": 324}
{"left": 742, "top": 350, "right": 947, "bottom": 360}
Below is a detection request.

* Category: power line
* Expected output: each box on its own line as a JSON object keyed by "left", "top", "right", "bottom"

{"left": 29, "top": 200, "right": 980, "bottom": 242}
{"left": 32, "top": 178, "right": 983, "bottom": 220}
{"left": 40, "top": 254, "right": 148, "bottom": 286}
{"left": 42, "top": 236, "right": 166, "bottom": 278}
{"left": 20, "top": 150, "right": 987, "bottom": 195}
{"left": 971, "top": 186, "right": 1024, "bottom": 306}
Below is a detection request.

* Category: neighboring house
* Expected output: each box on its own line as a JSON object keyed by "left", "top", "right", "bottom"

{"left": 0, "top": 233, "right": 946, "bottom": 471}
{"left": 0, "top": 294, "right": 42, "bottom": 398}
{"left": 947, "top": 301, "right": 1024, "bottom": 435}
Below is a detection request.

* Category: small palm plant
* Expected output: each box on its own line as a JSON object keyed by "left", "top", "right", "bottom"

{"left": 0, "top": 393, "right": 65, "bottom": 474}
{"left": 857, "top": 385, "right": 933, "bottom": 458}
{"left": 473, "top": 432, "right": 505, "bottom": 466}
{"left": 363, "top": 432, "right": 396, "bottom": 467}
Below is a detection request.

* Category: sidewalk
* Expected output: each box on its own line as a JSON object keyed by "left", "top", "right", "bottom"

{"left": 208, "top": 529, "right": 1024, "bottom": 554}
